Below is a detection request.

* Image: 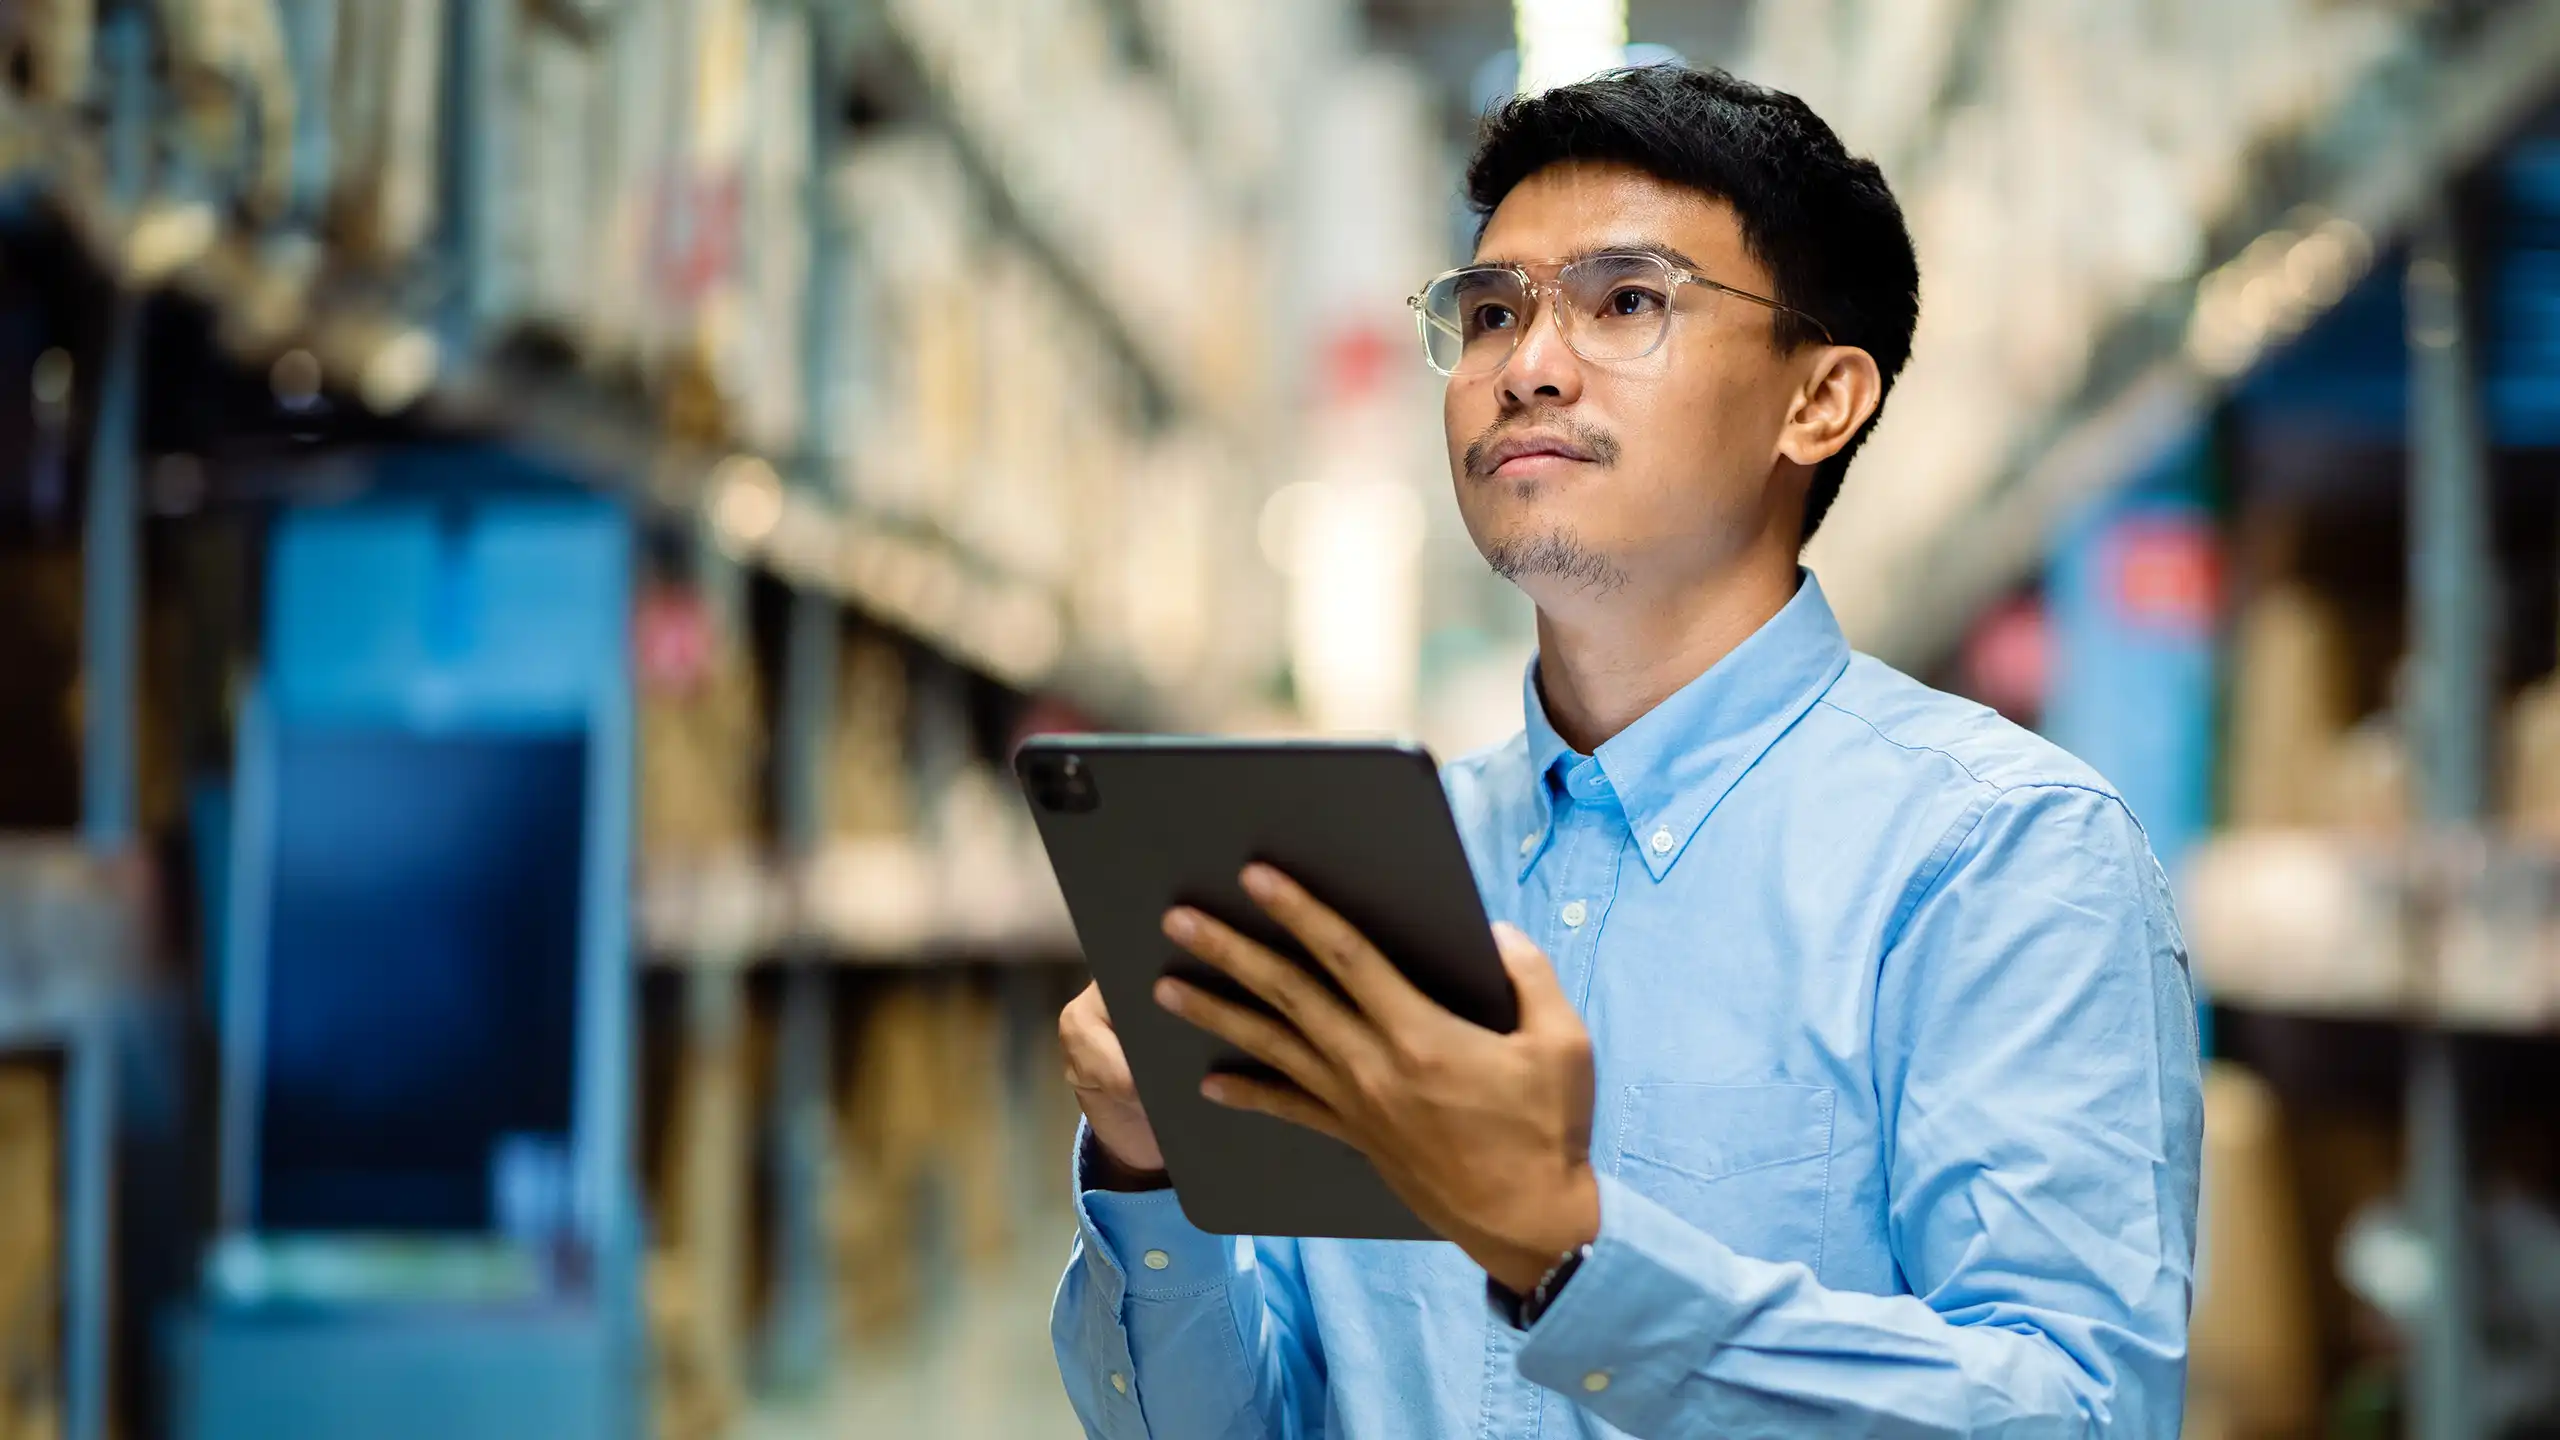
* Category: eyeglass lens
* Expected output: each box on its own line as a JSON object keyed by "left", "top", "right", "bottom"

{"left": 1418, "top": 253, "right": 1684, "bottom": 375}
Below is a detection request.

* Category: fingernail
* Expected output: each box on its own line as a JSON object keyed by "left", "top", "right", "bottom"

{"left": 1156, "top": 978, "right": 1189, "bottom": 1013}
{"left": 1200, "top": 1076, "right": 1228, "bottom": 1102}
{"left": 1240, "top": 864, "right": 1277, "bottom": 897}
{"left": 1163, "top": 908, "right": 1197, "bottom": 940}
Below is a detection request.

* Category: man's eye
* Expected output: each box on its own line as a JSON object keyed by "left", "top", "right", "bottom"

{"left": 1606, "top": 287, "right": 1666, "bottom": 317}
{"left": 1469, "top": 304, "right": 1518, "bottom": 333}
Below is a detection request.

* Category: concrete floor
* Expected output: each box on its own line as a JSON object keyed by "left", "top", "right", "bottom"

{"left": 736, "top": 973, "right": 1094, "bottom": 1438}
{"left": 737, "top": 1224, "right": 1083, "bottom": 1439}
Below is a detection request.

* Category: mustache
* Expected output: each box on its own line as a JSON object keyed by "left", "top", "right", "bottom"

{"left": 1462, "top": 412, "right": 1622, "bottom": 476}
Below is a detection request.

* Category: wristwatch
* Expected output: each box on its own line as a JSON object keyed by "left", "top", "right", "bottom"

{"left": 1490, "top": 1243, "right": 1591, "bottom": 1330}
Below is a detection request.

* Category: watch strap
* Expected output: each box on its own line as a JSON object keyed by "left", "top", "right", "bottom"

{"left": 1490, "top": 1242, "right": 1591, "bottom": 1330}
{"left": 1522, "top": 1243, "right": 1591, "bottom": 1327}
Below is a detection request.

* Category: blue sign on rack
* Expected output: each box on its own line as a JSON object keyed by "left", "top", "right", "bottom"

{"left": 181, "top": 483, "right": 639, "bottom": 1440}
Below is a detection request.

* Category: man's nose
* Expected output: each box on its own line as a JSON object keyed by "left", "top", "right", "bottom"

{"left": 1498, "top": 291, "right": 1584, "bottom": 406}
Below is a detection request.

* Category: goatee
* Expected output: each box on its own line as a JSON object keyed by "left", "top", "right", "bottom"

{"left": 1483, "top": 530, "right": 1629, "bottom": 596}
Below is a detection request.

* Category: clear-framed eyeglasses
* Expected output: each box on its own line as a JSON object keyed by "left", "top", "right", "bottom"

{"left": 1406, "top": 249, "right": 1831, "bottom": 378}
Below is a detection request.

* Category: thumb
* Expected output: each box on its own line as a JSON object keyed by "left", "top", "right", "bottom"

{"left": 1491, "top": 922, "right": 1571, "bottom": 1031}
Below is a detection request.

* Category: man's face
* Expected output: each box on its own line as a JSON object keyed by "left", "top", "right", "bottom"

{"left": 1444, "top": 161, "right": 1816, "bottom": 608}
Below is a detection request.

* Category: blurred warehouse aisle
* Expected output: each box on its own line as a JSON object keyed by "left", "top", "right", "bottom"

{"left": 6, "top": 0, "right": 2560, "bottom": 1437}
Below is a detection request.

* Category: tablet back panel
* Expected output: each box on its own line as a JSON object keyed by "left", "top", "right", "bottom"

{"left": 1017, "top": 736, "right": 1514, "bottom": 1239}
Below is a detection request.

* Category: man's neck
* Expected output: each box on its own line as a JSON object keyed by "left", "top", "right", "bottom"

{"left": 1532, "top": 555, "right": 1801, "bottom": 755}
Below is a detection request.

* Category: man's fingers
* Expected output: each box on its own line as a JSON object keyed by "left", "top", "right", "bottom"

{"left": 1240, "top": 865, "right": 1433, "bottom": 1025}
{"left": 1163, "top": 905, "right": 1372, "bottom": 1054}
{"left": 1492, "top": 922, "right": 1574, "bottom": 1031}
{"left": 1154, "top": 976, "right": 1344, "bottom": 1105}
{"left": 1059, "top": 986, "right": 1109, "bottom": 1087}
{"left": 1198, "top": 1071, "right": 1353, "bottom": 1147}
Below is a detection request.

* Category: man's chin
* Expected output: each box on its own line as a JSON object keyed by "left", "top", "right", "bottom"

{"left": 1479, "top": 528, "right": 1632, "bottom": 598}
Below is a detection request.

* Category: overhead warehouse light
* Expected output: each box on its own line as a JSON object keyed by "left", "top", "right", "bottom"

{"left": 122, "top": 199, "right": 217, "bottom": 284}
{"left": 357, "top": 327, "right": 440, "bottom": 416}
{"left": 707, "top": 454, "right": 784, "bottom": 553}
{"left": 1514, "top": 0, "right": 1627, "bottom": 96}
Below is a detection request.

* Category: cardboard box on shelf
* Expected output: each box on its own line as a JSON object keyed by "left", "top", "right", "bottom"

{"left": 1112, "top": 431, "right": 1224, "bottom": 691}
{"left": 583, "top": 0, "right": 683, "bottom": 365}
{"left": 2318, "top": 716, "right": 2409, "bottom": 835}
{"left": 829, "top": 978, "right": 1010, "bottom": 1342}
{"left": 324, "top": 0, "right": 444, "bottom": 266}
{"left": 837, "top": 130, "right": 982, "bottom": 528}
{"left": 0, "top": 1062, "right": 58, "bottom": 1440}
{"left": 801, "top": 634, "right": 938, "bottom": 954}
{"left": 2227, "top": 582, "right": 2355, "bottom": 828}
{"left": 635, "top": 583, "right": 781, "bottom": 960}
{"left": 695, "top": 0, "right": 810, "bottom": 456}
{"left": 963, "top": 248, "right": 1075, "bottom": 585}
{"left": 827, "top": 634, "right": 913, "bottom": 842}
{"left": 502, "top": 16, "right": 609, "bottom": 348}
{"left": 2182, "top": 831, "right": 2402, "bottom": 1017}
{"left": 647, "top": 993, "right": 746, "bottom": 1440}
{"left": 2, "top": 0, "right": 91, "bottom": 108}
{"left": 2508, "top": 674, "right": 2560, "bottom": 840}
{"left": 636, "top": 587, "right": 764, "bottom": 862}
{"left": 928, "top": 762, "right": 1069, "bottom": 949}
{"left": 159, "top": 0, "right": 294, "bottom": 220}
{"left": 644, "top": 1251, "right": 726, "bottom": 1440}
{"left": 2187, "top": 1061, "right": 2320, "bottom": 1440}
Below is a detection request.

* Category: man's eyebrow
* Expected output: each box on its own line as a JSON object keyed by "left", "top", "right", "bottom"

{"left": 1571, "top": 240, "right": 1704, "bottom": 271}
{"left": 1472, "top": 240, "right": 1709, "bottom": 271}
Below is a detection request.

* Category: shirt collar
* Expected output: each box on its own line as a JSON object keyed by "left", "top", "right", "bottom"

{"left": 1518, "top": 569, "right": 1853, "bottom": 881}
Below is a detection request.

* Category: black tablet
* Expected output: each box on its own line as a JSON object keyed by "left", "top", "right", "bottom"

{"left": 1016, "top": 735, "right": 1516, "bottom": 1239}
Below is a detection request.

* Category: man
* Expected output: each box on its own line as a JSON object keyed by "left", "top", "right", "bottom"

{"left": 1053, "top": 64, "right": 2201, "bottom": 1438}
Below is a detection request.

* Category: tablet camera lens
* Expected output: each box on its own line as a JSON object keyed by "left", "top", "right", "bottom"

{"left": 1029, "top": 753, "right": 1100, "bottom": 813}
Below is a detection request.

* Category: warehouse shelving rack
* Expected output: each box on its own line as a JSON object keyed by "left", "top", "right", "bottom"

{"left": 0, "top": 0, "right": 1322, "bottom": 1433}
{"left": 0, "top": 847, "right": 120, "bottom": 1440}
{"left": 2024, "top": 112, "right": 2560, "bottom": 1440}
{"left": 1866, "top": 0, "right": 2560, "bottom": 678}
{"left": 1834, "top": 8, "right": 2560, "bottom": 1435}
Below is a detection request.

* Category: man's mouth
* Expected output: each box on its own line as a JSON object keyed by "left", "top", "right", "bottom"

{"left": 1473, "top": 431, "right": 1601, "bottom": 477}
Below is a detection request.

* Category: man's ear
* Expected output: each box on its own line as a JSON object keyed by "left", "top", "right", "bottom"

{"left": 1776, "top": 347, "right": 1883, "bottom": 469}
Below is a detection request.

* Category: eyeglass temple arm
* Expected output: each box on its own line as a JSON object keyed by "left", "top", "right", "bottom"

{"left": 1685, "top": 271, "right": 1832, "bottom": 343}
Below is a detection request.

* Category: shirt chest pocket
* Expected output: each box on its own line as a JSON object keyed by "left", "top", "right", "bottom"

{"left": 1611, "top": 1082, "right": 1836, "bottom": 1278}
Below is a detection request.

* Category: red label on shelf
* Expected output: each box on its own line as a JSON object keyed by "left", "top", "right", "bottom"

{"left": 1962, "top": 596, "right": 2050, "bottom": 721}
{"left": 635, "top": 588, "right": 717, "bottom": 694}
{"left": 2106, "top": 517, "right": 2221, "bottom": 636}
{"left": 1318, "top": 326, "right": 1396, "bottom": 407}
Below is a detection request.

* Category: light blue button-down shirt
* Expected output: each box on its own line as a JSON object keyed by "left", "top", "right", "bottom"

{"left": 1053, "top": 572, "right": 2203, "bottom": 1438}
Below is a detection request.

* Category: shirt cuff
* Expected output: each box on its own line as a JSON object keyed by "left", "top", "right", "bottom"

{"left": 1508, "top": 1174, "right": 1753, "bottom": 1405}
{"left": 1071, "top": 1118, "right": 1236, "bottom": 1302}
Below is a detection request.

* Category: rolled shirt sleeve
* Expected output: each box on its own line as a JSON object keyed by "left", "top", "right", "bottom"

{"left": 1510, "top": 783, "right": 2204, "bottom": 1438}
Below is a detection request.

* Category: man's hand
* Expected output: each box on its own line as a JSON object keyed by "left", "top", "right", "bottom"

{"left": 1155, "top": 864, "right": 1600, "bottom": 1293}
{"left": 1059, "top": 981, "right": 1170, "bottom": 1190}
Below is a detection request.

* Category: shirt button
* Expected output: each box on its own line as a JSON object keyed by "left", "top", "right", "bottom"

{"left": 1559, "top": 899, "right": 1588, "bottom": 929}
{"left": 1519, "top": 831, "right": 1541, "bottom": 857}
{"left": 1649, "top": 828, "right": 1674, "bottom": 855}
{"left": 1142, "top": 1248, "right": 1171, "bottom": 1271}
{"left": 1110, "top": 1371, "right": 1128, "bottom": 1395}
{"left": 1582, "top": 1369, "right": 1612, "bottom": 1393}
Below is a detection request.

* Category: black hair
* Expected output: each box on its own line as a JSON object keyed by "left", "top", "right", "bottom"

{"left": 1465, "top": 64, "right": 1919, "bottom": 541}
